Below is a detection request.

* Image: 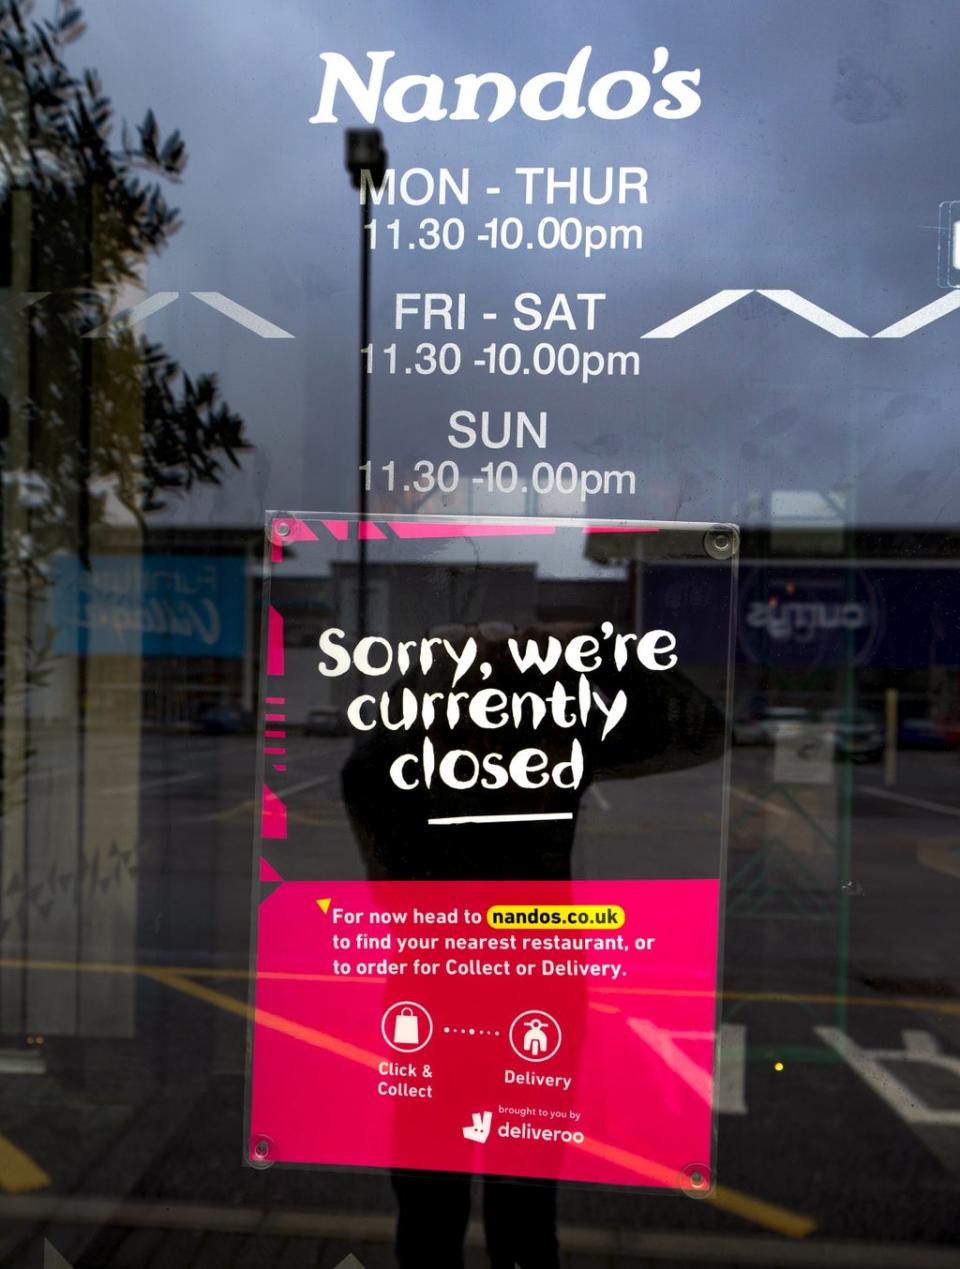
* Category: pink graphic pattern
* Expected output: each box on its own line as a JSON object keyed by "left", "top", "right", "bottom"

{"left": 270, "top": 517, "right": 320, "bottom": 562}
{"left": 389, "top": 521, "right": 556, "bottom": 539}
{"left": 260, "top": 785, "right": 288, "bottom": 840}
{"left": 275, "top": 516, "right": 663, "bottom": 545}
{"left": 321, "top": 519, "right": 350, "bottom": 541}
{"left": 267, "top": 607, "right": 285, "bottom": 677}
{"left": 358, "top": 521, "right": 387, "bottom": 540}
{"left": 259, "top": 857, "right": 284, "bottom": 884}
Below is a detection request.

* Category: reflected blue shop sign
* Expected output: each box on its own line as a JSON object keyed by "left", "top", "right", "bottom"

{"left": 643, "top": 562, "right": 960, "bottom": 669}
{"left": 51, "top": 554, "right": 246, "bottom": 657}
{"left": 737, "top": 566, "right": 883, "bottom": 669}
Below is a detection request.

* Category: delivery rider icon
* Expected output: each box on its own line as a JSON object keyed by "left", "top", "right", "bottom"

{"left": 509, "top": 1010, "right": 562, "bottom": 1063}
{"left": 523, "top": 1018, "right": 549, "bottom": 1056}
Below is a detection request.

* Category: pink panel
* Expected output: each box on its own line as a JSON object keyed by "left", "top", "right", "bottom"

{"left": 267, "top": 606, "right": 285, "bottom": 677}
{"left": 389, "top": 522, "right": 556, "bottom": 539}
{"left": 249, "top": 878, "right": 719, "bottom": 1185}
{"left": 260, "top": 784, "right": 287, "bottom": 840}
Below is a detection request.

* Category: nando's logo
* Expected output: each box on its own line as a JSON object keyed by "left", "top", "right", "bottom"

{"left": 309, "top": 46, "right": 703, "bottom": 125}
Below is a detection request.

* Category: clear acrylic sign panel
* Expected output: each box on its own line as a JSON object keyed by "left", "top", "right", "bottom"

{"left": 246, "top": 513, "right": 736, "bottom": 1194}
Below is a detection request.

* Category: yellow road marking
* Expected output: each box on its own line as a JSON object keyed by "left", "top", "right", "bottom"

{"left": 573, "top": 1137, "right": 815, "bottom": 1238}
{"left": 918, "top": 840, "right": 960, "bottom": 880}
{"left": 142, "top": 970, "right": 383, "bottom": 1071}
{"left": 207, "top": 800, "right": 345, "bottom": 828}
{"left": 590, "top": 985, "right": 960, "bottom": 1016}
{"left": 0, "top": 960, "right": 378, "bottom": 986}
{"left": 709, "top": 1185, "right": 817, "bottom": 1239}
{"left": 0, "top": 1133, "right": 50, "bottom": 1194}
{"left": 0, "top": 959, "right": 140, "bottom": 975}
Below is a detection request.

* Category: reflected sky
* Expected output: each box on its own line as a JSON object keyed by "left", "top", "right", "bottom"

{"left": 70, "top": 0, "right": 960, "bottom": 527}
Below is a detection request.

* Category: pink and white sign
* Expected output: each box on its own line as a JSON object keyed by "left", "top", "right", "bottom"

{"left": 248, "top": 877, "right": 719, "bottom": 1189}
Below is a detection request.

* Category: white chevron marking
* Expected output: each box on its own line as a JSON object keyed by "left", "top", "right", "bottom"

{"left": 14, "top": 292, "right": 50, "bottom": 310}
{"left": 757, "top": 290, "right": 867, "bottom": 337}
{"left": 191, "top": 292, "right": 295, "bottom": 338}
{"left": 873, "top": 290, "right": 960, "bottom": 338}
{"left": 641, "top": 289, "right": 753, "bottom": 338}
{"left": 83, "top": 291, "right": 180, "bottom": 338}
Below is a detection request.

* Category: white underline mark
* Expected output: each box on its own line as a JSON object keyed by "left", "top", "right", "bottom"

{"left": 427, "top": 812, "right": 574, "bottom": 826}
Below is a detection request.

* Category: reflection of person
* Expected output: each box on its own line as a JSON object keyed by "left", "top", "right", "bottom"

{"left": 341, "top": 621, "right": 725, "bottom": 1269}
{"left": 392, "top": 1170, "right": 560, "bottom": 1269}
{"left": 343, "top": 620, "right": 725, "bottom": 883}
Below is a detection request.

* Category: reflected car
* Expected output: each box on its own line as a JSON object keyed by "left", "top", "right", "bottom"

{"left": 896, "top": 717, "right": 957, "bottom": 750}
{"left": 303, "top": 706, "right": 349, "bottom": 736}
{"left": 821, "top": 707, "right": 884, "bottom": 762}
{"left": 732, "top": 704, "right": 811, "bottom": 745}
{"left": 731, "top": 709, "right": 765, "bottom": 745}
{"left": 758, "top": 706, "right": 814, "bottom": 745}
{"left": 196, "top": 704, "right": 255, "bottom": 734}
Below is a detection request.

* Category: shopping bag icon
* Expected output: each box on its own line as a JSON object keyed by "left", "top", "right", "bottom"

{"left": 393, "top": 1008, "right": 419, "bottom": 1046}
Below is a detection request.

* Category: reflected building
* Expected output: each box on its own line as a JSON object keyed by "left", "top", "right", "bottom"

{"left": 0, "top": 26, "right": 249, "bottom": 1054}
{"left": 0, "top": 177, "right": 146, "bottom": 1043}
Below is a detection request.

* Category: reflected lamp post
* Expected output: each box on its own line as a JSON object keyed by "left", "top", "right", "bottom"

{"left": 345, "top": 128, "right": 387, "bottom": 640}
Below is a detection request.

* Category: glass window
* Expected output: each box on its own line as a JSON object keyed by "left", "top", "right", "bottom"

{"left": 1, "top": 3, "right": 958, "bottom": 1267}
